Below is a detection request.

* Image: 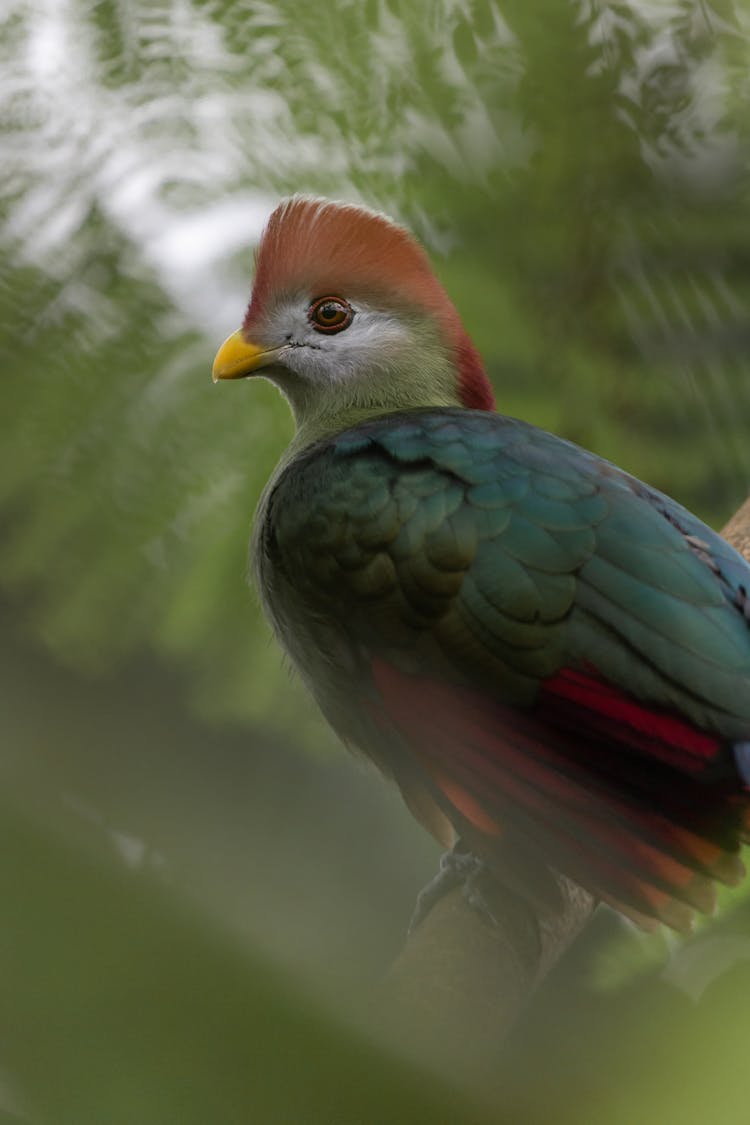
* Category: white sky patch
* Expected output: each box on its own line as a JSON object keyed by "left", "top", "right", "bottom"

{"left": 123, "top": 194, "right": 275, "bottom": 334}
{"left": 3, "top": 1, "right": 288, "bottom": 336}
{"left": 149, "top": 197, "right": 270, "bottom": 275}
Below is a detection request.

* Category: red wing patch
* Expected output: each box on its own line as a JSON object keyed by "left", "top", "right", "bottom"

{"left": 541, "top": 667, "right": 722, "bottom": 772}
{"left": 371, "top": 658, "right": 747, "bottom": 930}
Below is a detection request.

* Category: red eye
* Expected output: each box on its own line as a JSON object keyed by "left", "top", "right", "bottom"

{"left": 308, "top": 296, "right": 354, "bottom": 334}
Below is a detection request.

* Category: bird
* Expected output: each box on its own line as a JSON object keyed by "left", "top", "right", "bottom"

{"left": 213, "top": 196, "right": 750, "bottom": 932}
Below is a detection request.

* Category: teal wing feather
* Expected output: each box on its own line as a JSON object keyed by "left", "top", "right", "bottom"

{"left": 263, "top": 408, "right": 750, "bottom": 737}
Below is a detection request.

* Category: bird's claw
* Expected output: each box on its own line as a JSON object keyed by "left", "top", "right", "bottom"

{"left": 409, "top": 845, "right": 499, "bottom": 935}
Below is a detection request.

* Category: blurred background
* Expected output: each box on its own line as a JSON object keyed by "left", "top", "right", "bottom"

{"left": 2, "top": 1, "right": 750, "bottom": 1121}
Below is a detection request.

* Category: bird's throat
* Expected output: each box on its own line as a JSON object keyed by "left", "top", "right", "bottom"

{"left": 288, "top": 397, "right": 456, "bottom": 456}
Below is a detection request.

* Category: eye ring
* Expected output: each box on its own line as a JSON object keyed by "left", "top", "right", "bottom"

{"left": 308, "top": 296, "right": 354, "bottom": 334}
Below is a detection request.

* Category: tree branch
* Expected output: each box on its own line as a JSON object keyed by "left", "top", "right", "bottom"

{"left": 721, "top": 496, "right": 750, "bottom": 558}
{"left": 375, "top": 494, "right": 750, "bottom": 1075}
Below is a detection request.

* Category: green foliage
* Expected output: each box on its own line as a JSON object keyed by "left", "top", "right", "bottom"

{"left": 2, "top": 5, "right": 750, "bottom": 1114}
{"left": 0, "top": 798, "right": 492, "bottom": 1125}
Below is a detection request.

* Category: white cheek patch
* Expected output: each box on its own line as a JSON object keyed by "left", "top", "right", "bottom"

{"left": 269, "top": 299, "right": 416, "bottom": 385}
{"left": 321, "top": 309, "right": 413, "bottom": 380}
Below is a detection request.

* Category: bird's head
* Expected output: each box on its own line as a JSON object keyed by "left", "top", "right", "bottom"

{"left": 212, "top": 197, "right": 495, "bottom": 439}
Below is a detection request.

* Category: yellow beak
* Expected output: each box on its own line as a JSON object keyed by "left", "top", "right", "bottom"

{"left": 212, "top": 330, "right": 288, "bottom": 383}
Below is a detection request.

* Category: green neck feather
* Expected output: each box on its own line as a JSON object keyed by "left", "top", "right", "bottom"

{"left": 282, "top": 328, "right": 464, "bottom": 457}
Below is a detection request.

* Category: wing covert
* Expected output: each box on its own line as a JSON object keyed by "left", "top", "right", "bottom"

{"left": 264, "top": 408, "right": 750, "bottom": 734}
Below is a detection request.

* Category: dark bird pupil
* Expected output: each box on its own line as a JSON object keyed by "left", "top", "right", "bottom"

{"left": 321, "top": 304, "right": 338, "bottom": 320}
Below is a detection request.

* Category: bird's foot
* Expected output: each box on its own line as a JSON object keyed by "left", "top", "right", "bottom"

{"left": 409, "top": 842, "right": 499, "bottom": 935}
